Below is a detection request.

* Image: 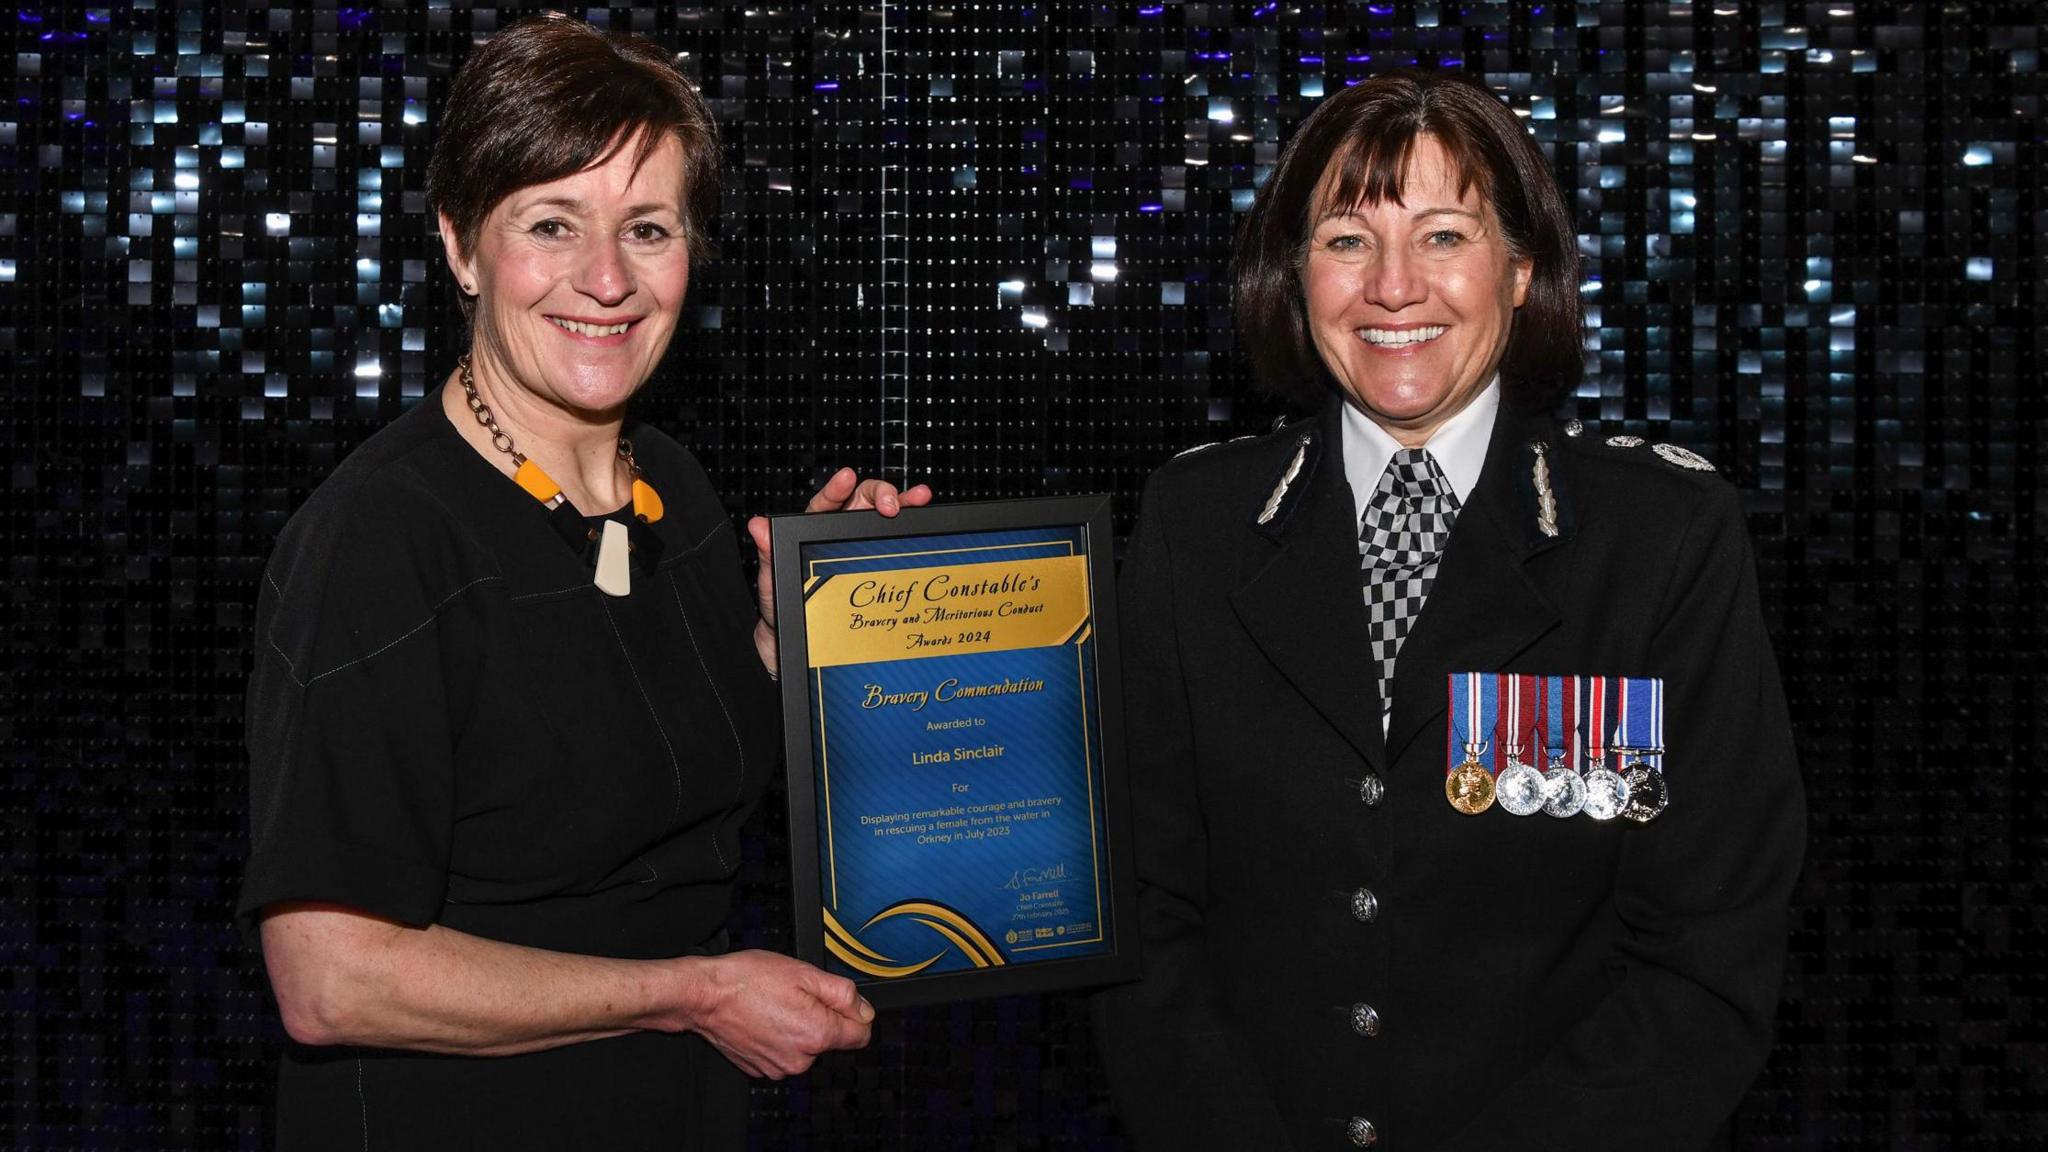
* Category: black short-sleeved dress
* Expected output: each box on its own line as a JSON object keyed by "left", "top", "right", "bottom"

{"left": 237, "top": 390, "right": 781, "bottom": 1150}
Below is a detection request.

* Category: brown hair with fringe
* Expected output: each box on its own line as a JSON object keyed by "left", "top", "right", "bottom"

{"left": 426, "top": 13, "right": 721, "bottom": 321}
{"left": 1234, "top": 71, "right": 1582, "bottom": 412}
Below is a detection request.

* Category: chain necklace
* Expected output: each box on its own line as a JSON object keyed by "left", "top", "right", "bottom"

{"left": 458, "top": 353, "right": 642, "bottom": 510}
{"left": 456, "top": 353, "right": 663, "bottom": 596}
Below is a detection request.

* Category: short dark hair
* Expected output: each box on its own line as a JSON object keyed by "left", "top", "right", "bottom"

{"left": 426, "top": 13, "right": 721, "bottom": 318}
{"left": 1234, "top": 71, "right": 1583, "bottom": 412}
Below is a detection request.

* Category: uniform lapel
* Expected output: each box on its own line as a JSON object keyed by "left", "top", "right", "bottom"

{"left": 1229, "top": 405, "right": 1387, "bottom": 770}
{"left": 1383, "top": 406, "right": 1570, "bottom": 767}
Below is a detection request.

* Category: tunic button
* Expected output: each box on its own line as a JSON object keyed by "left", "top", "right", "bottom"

{"left": 1347, "top": 1117, "right": 1379, "bottom": 1147}
{"left": 1349, "top": 887, "right": 1379, "bottom": 923}
{"left": 1357, "top": 773, "right": 1385, "bottom": 807}
{"left": 1349, "top": 1002, "right": 1381, "bottom": 1037}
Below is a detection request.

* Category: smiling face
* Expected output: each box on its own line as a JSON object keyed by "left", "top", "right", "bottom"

{"left": 441, "top": 131, "right": 690, "bottom": 419}
{"left": 1302, "top": 134, "right": 1533, "bottom": 446}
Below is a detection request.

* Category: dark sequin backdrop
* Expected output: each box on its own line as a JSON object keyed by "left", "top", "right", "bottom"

{"left": 4, "top": 1, "right": 2040, "bottom": 1148}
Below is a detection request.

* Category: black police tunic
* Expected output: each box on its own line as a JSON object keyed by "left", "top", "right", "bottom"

{"left": 237, "top": 391, "right": 780, "bottom": 1150}
{"left": 1095, "top": 400, "right": 1804, "bottom": 1151}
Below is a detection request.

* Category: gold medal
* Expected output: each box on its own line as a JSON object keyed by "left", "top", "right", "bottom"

{"left": 1446, "top": 672, "right": 1498, "bottom": 815}
{"left": 1446, "top": 756, "right": 1496, "bottom": 815}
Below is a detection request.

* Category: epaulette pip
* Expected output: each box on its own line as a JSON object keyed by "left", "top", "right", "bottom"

{"left": 1566, "top": 420, "right": 1719, "bottom": 474}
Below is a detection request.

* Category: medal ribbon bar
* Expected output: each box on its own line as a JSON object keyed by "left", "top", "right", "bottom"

{"left": 1648, "top": 677, "right": 1664, "bottom": 768}
{"left": 1521, "top": 673, "right": 1541, "bottom": 760}
{"left": 1581, "top": 676, "right": 1635, "bottom": 821}
{"left": 1492, "top": 672, "right": 1550, "bottom": 816}
{"left": 1615, "top": 676, "right": 1670, "bottom": 823}
{"left": 1546, "top": 673, "right": 1570, "bottom": 766}
{"left": 1501, "top": 672, "right": 1523, "bottom": 761}
{"left": 1444, "top": 672, "right": 1500, "bottom": 815}
{"left": 1448, "top": 671, "right": 1497, "bottom": 774}
{"left": 1616, "top": 676, "right": 1664, "bottom": 763}
{"left": 1566, "top": 675, "right": 1582, "bottom": 768}
{"left": 1583, "top": 674, "right": 1609, "bottom": 771}
{"left": 1615, "top": 676, "right": 1633, "bottom": 756}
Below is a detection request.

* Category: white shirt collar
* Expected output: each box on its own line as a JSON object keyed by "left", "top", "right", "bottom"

{"left": 1340, "top": 376, "right": 1500, "bottom": 527}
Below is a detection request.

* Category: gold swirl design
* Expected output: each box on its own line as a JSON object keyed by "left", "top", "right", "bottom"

{"left": 822, "top": 907, "right": 942, "bottom": 977}
{"left": 820, "top": 901, "right": 1007, "bottom": 977}
{"left": 905, "top": 917, "right": 995, "bottom": 969}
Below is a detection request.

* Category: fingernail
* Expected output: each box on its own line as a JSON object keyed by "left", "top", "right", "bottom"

{"left": 858, "top": 998, "right": 875, "bottom": 1021}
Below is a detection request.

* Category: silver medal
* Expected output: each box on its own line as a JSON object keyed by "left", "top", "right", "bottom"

{"left": 1540, "top": 757, "right": 1587, "bottom": 818}
{"left": 1620, "top": 761, "right": 1668, "bottom": 823}
{"left": 1581, "top": 768, "right": 1630, "bottom": 821}
{"left": 1496, "top": 758, "right": 1547, "bottom": 816}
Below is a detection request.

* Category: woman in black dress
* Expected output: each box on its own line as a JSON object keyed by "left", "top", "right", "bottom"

{"left": 236, "top": 15, "right": 924, "bottom": 1148}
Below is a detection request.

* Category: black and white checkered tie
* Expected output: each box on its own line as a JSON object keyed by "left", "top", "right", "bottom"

{"left": 1359, "top": 448, "right": 1461, "bottom": 716}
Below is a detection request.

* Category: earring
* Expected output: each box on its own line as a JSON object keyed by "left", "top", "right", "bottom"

{"left": 461, "top": 281, "right": 476, "bottom": 294}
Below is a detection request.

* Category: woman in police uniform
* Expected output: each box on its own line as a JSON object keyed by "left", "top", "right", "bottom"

{"left": 1094, "top": 72, "right": 1803, "bottom": 1150}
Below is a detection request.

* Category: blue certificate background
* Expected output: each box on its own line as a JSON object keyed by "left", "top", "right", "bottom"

{"left": 801, "top": 527, "right": 1114, "bottom": 979}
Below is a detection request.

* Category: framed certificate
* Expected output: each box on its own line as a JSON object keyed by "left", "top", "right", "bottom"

{"left": 771, "top": 496, "right": 1138, "bottom": 1007}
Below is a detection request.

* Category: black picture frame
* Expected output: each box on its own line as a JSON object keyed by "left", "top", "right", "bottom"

{"left": 770, "top": 496, "right": 1139, "bottom": 1008}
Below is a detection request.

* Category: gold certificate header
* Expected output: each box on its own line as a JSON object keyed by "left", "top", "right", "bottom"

{"left": 804, "top": 555, "right": 1091, "bottom": 668}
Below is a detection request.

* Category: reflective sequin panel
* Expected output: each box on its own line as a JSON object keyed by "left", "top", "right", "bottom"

{"left": 6, "top": 3, "right": 2039, "bottom": 1145}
